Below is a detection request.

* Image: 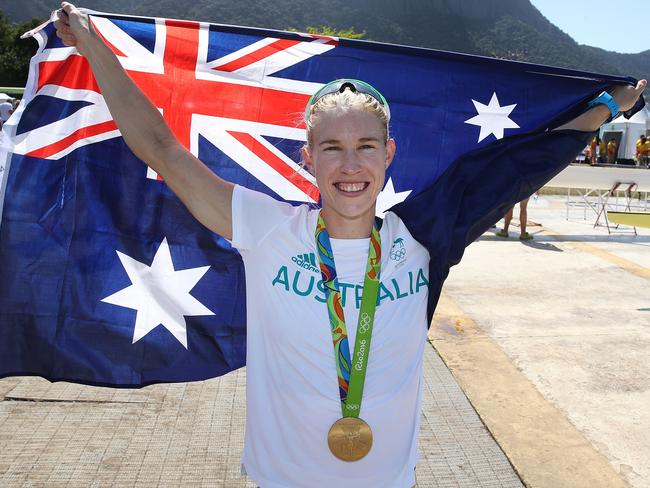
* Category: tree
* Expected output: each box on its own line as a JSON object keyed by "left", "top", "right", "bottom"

{"left": 0, "top": 12, "right": 43, "bottom": 87}
{"left": 289, "top": 25, "right": 366, "bottom": 40}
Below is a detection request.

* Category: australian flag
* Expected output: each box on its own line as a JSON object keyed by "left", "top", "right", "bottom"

{"left": 0, "top": 10, "right": 642, "bottom": 387}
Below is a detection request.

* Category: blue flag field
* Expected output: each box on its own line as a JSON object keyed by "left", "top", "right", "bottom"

{"left": 0, "top": 10, "right": 642, "bottom": 386}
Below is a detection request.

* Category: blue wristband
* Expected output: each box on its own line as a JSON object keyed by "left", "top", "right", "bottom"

{"left": 587, "top": 91, "right": 619, "bottom": 118}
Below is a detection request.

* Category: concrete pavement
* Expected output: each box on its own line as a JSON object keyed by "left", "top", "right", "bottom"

{"left": 435, "top": 194, "right": 650, "bottom": 488}
{"left": 0, "top": 345, "right": 522, "bottom": 487}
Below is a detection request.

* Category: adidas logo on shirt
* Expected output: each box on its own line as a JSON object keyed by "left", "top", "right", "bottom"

{"left": 291, "top": 252, "right": 319, "bottom": 273}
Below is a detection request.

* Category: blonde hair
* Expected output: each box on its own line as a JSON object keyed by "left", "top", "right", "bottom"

{"left": 304, "top": 88, "right": 390, "bottom": 147}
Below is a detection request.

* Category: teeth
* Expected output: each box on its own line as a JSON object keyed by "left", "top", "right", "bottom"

{"left": 337, "top": 182, "right": 366, "bottom": 192}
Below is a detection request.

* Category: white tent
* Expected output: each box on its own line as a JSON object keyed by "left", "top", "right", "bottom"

{"left": 601, "top": 106, "right": 650, "bottom": 160}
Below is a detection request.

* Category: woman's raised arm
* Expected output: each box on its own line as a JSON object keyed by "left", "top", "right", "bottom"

{"left": 555, "top": 79, "right": 647, "bottom": 132}
{"left": 55, "top": 2, "right": 234, "bottom": 239}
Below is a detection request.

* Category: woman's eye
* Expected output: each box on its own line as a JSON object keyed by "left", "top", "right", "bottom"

{"left": 359, "top": 145, "right": 375, "bottom": 150}
{"left": 324, "top": 146, "right": 339, "bottom": 152}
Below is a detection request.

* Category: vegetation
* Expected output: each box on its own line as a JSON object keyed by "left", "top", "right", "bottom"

{"left": 0, "top": 12, "right": 41, "bottom": 86}
{"left": 471, "top": 15, "right": 619, "bottom": 75}
{"left": 1, "top": 0, "right": 648, "bottom": 88}
{"left": 289, "top": 26, "right": 366, "bottom": 40}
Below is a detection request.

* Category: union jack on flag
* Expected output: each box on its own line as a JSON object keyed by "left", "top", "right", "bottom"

{"left": 13, "top": 13, "right": 335, "bottom": 202}
{"left": 0, "top": 10, "right": 640, "bottom": 386}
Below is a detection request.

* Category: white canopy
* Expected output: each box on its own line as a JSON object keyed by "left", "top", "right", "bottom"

{"left": 601, "top": 106, "right": 650, "bottom": 159}
{"left": 610, "top": 105, "right": 650, "bottom": 126}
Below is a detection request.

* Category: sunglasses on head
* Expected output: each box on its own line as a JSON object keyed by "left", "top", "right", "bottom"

{"left": 304, "top": 79, "right": 391, "bottom": 122}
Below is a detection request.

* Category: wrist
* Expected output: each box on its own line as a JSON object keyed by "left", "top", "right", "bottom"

{"left": 587, "top": 91, "right": 619, "bottom": 119}
{"left": 82, "top": 29, "right": 114, "bottom": 61}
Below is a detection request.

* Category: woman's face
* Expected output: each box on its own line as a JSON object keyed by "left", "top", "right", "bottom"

{"left": 303, "top": 107, "right": 395, "bottom": 231}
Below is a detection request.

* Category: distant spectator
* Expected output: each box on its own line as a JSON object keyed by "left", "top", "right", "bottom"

{"left": 589, "top": 136, "right": 598, "bottom": 165}
{"left": 607, "top": 138, "right": 618, "bottom": 164}
{"left": 598, "top": 137, "right": 607, "bottom": 163}
{"left": 642, "top": 137, "right": 650, "bottom": 168}
{"left": 0, "top": 98, "right": 14, "bottom": 127}
{"left": 497, "top": 198, "right": 533, "bottom": 240}
{"left": 636, "top": 135, "right": 647, "bottom": 166}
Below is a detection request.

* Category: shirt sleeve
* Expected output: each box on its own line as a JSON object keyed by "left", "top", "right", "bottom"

{"left": 230, "top": 185, "right": 301, "bottom": 252}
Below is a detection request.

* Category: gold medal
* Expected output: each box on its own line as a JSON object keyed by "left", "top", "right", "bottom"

{"left": 327, "top": 417, "right": 373, "bottom": 462}
{"left": 316, "top": 215, "right": 380, "bottom": 463}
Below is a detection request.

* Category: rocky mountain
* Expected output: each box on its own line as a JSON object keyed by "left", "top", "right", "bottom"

{"left": 1, "top": 0, "right": 647, "bottom": 81}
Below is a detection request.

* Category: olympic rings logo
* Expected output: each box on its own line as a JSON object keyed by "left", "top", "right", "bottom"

{"left": 390, "top": 247, "right": 406, "bottom": 260}
{"left": 345, "top": 403, "right": 360, "bottom": 410}
{"left": 359, "top": 312, "right": 371, "bottom": 334}
{"left": 389, "top": 239, "right": 407, "bottom": 262}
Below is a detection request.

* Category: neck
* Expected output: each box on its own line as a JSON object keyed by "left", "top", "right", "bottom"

{"left": 321, "top": 207, "right": 375, "bottom": 239}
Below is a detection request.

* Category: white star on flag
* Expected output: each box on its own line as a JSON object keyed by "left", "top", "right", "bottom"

{"left": 101, "top": 238, "right": 214, "bottom": 349}
{"left": 376, "top": 177, "right": 412, "bottom": 218}
{"left": 464, "top": 92, "right": 520, "bottom": 142}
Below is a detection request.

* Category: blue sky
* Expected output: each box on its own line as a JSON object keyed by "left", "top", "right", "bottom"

{"left": 530, "top": 0, "right": 649, "bottom": 53}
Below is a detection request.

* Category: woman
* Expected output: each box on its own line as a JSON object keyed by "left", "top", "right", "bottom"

{"left": 55, "top": 3, "right": 645, "bottom": 487}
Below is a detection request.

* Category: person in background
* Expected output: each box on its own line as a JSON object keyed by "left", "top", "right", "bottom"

{"left": 589, "top": 136, "right": 598, "bottom": 165}
{"left": 496, "top": 198, "right": 532, "bottom": 240}
{"left": 598, "top": 137, "right": 607, "bottom": 163}
{"left": 641, "top": 136, "right": 650, "bottom": 168}
{"left": 607, "top": 138, "right": 618, "bottom": 164}
{"left": 636, "top": 135, "right": 647, "bottom": 166}
{"left": 0, "top": 97, "right": 14, "bottom": 129}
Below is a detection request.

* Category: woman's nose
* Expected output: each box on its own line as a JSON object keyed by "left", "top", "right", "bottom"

{"left": 340, "top": 151, "right": 362, "bottom": 173}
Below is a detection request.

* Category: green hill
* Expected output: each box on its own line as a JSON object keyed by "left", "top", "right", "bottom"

{"left": 1, "top": 0, "right": 647, "bottom": 84}
{"left": 581, "top": 45, "right": 650, "bottom": 82}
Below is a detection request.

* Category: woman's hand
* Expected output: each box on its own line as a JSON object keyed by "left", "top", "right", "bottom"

{"left": 612, "top": 79, "right": 647, "bottom": 113}
{"left": 53, "top": 2, "right": 96, "bottom": 57}
{"left": 51, "top": 1, "right": 235, "bottom": 240}
{"left": 555, "top": 79, "right": 647, "bottom": 132}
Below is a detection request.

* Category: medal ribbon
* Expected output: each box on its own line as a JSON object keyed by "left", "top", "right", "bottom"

{"left": 315, "top": 212, "right": 381, "bottom": 418}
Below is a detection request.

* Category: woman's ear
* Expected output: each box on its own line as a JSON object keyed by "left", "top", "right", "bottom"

{"left": 301, "top": 145, "right": 314, "bottom": 174}
{"left": 385, "top": 138, "right": 396, "bottom": 169}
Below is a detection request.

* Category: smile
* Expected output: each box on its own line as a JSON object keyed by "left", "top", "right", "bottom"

{"left": 335, "top": 182, "right": 369, "bottom": 193}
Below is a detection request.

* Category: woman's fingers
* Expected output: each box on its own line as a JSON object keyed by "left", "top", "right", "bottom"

{"left": 54, "top": 27, "right": 76, "bottom": 46}
{"left": 56, "top": 35, "right": 76, "bottom": 47}
{"left": 60, "top": 3, "right": 84, "bottom": 32}
{"left": 57, "top": 8, "right": 70, "bottom": 25}
{"left": 54, "top": 2, "right": 96, "bottom": 53}
{"left": 630, "top": 79, "right": 647, "bottom": 98}
{"left": 612, "top": 79, "right": 647, "bottom": 112}
{"left": 61, "top": 2, "right": 75, "bottom": 16}
{"left": 54, "top": 19, "right": 69, "bottom": 34}
{"left": 53, "top": 13, "right": 76, "bottom": 46}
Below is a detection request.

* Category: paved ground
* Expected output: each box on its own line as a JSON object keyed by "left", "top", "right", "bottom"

{"left": 0, "top": 344, "right": 522, "bottom": 487}
{"left": 0, "top": 193, "right": 648, "bottom": 488}
{"left": 436, "top": 193, "right": 650, "bottom": 488}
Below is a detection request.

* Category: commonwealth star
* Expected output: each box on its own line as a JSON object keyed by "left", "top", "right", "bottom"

{"left": 464, "top": 92, "right": 520, "bottom": 142}
{"left": 102, "top": 238, "right": 214, "bottom": 348}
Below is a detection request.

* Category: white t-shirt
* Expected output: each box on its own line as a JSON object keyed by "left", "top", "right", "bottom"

{"left": 231, "top": 185, "right": 430, "bottom": 488}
